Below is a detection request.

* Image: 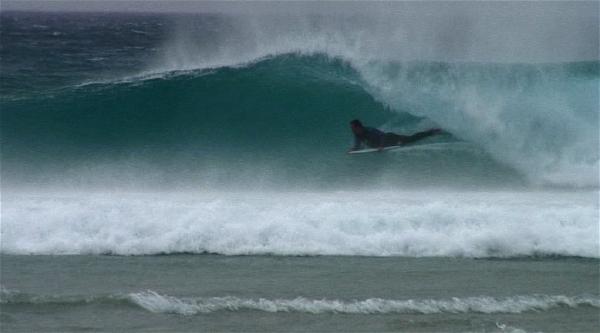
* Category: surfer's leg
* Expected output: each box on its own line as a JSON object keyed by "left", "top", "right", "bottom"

{"left": 400, "top": 128, "right": 442, "bottom": 144}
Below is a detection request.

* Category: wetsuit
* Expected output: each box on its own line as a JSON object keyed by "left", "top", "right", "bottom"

{"left": 353, "top": 127, "right": 440, "bottom": 150}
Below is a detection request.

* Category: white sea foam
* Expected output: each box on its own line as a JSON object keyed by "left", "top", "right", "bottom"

{"left": 1, "top": 190, "right": 597, "bottom": 257}
{"left": 495, "top": 322, "right": 540, "bottom": 333}
{"left": 128, "top": 290, "right": 600, "bottom": 315}
{"left": 3, "top": 286, "right": 597, "bottom": 316}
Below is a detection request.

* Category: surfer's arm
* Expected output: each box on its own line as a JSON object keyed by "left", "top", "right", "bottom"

{"left": 377, "top": 132, "right": 385, "bottom": 151}
{"left": 349, "top": 135, "right": 362, "bottom": 151}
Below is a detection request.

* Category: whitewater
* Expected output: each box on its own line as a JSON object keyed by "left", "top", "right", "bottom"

{"left": 2, "top": 190, "right": 597, "bottom": 257}
{"left": 3, "top": 286, "right": 598, "bottom": 315}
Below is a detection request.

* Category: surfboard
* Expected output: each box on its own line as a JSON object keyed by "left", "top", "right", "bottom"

{"left": 348, "top": 145, "right": 404, "bottom": 154}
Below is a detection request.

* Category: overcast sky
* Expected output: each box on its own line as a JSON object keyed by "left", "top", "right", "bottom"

{"left": 3, "top": 1, "right": 597, "bottom": 62}
{"left": 1, "top": 1, "right": 597, "bottom": 17}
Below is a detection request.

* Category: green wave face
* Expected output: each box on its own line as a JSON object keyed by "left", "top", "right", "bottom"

{"left": 3, "top": 55, "right": 378, "bottom": 153}
{"left": 1, "top": 55, "right": 401, "bottom": 189}
{"left": 2, "top": 54, "right": 597, "bottom": 190}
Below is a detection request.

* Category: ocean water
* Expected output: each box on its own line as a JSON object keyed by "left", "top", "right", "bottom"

{"left": 1, "top": 8, "right": 599, "bottom": 333}
{"left": 2, "top": 255, "right": 599, "bottom": 332}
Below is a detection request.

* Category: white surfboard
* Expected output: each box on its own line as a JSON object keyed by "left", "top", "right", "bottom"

{"left": 348, "top": 142, "right": 463, "bottom": 155}
{"left": 347, "top": 145, "right": 404, "bottom": 154}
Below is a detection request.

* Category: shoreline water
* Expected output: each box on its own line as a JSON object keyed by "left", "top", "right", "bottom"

{"left": 2, "top": 254, "right": 599, "bottom": 332}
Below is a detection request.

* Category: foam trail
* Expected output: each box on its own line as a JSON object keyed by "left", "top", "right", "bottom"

{"left": 2, "top": 191, "right": 597, "bottom": 257}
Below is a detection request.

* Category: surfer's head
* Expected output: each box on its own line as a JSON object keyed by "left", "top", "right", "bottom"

{"left": 350, "top": 119, "right": 364, "bottom": 135}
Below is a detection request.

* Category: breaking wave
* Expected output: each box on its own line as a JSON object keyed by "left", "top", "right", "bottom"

{"left": 3, "top": 55, "right": 598, "bottom": 189}
{"left": 2, "top": 287, "right": 598, "bottom": 315}
{"left": 129, "top": 291, "right": 600, "bottom": 315}
{"left": 2, "top": 191, "right": 597, "bottom": 258}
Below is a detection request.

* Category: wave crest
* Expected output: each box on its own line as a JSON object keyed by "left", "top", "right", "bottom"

{"left": 129, "top": 291, "right": 600, "bottom": 315}
{"left": 4, "top": 287, "right": 596, "bottom": 315}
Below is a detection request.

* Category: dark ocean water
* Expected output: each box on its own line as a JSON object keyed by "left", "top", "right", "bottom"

{"left": 1, "top": 10, "right": 599, "bottom": 333}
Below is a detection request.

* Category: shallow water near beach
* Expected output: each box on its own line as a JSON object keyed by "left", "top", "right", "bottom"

{"left": 2, "top": 255, "right": 599, "bottom": 332}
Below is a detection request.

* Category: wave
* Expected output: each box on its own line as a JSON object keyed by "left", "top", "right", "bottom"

{"left": 2, "top": 54, "right": 598, "bottom": 188}
{"left": 2, "top": 8, "right": 598, "bottom": 189}
{"left": 129, "top": 292, "right": 600, "bottom": 315}
{"left": 2, "top": 287, "right": 597, "bottom": 315}
{"left": 0, "top": 286, "right": 121, "bottom": 307}
{"left": 147, "top": 12, "right": 599, "bottom": 188}
{"left": 2, "top": 191, "right": 597, "bottom": 257}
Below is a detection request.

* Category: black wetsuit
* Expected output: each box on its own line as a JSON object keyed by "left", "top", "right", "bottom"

{"left": 353, "top": 127, "right": 439, "bottom": 150}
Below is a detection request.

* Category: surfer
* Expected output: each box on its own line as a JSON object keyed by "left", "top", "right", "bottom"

{"left": 348, "top": 119, "right": 442, "bottom": 152}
